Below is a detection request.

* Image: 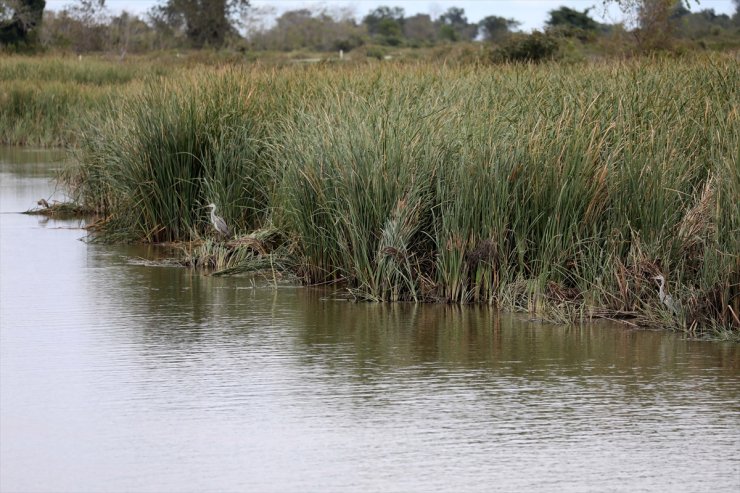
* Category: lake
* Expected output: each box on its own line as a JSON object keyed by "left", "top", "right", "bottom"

{"left": 1, "top": 147, "right": 738, "bottom": 492}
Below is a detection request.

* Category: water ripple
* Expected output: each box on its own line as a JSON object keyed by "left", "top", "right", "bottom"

{"left": 2, "top": 156, "right": 739, "bottom": 493}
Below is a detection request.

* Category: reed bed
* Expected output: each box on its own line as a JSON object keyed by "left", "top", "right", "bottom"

{"left": 0, "top": 55, "right": 169, "bottom": 146}
{"left": 65, "top": 55, "right": 739, "bottom": 336}
{"left": 67, "top": 70, "right": 276, "bottom": 242}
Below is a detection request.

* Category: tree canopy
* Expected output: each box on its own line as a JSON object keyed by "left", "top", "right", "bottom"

{"left": 363, "top": 6, "right": 404, "bottom": 36}
{"left": 479, "top": 15, "right": 520, "bottom": 41}
{"left": 438, "top": 7, "right": 477, "bottom": 41}
{"left": 0, "top": 0, "right": 46, "bottom": 48}
{"left": 151, "top": 0, "right": 249, "bottom": 48}
{"left": 546, "top": 7, "right": 598, "bottom": 30}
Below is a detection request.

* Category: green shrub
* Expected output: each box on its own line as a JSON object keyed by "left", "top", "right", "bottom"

{"left": 491, "top": 31, "right": 559, "bottom": 63}
{"left": 364, "top": 45, "right": 386, "bottom": 60}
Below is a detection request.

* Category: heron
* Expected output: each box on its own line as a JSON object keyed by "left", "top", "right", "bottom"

{"left": 206, "top": 203, "right": 230, "bottom": 237}
{"left": 653, "top": 274, "right": 679, "bottom": 316}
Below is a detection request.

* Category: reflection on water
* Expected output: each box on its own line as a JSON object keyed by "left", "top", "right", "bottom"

{"left": 1, "top": 147, "right": 739, "bottom": 493}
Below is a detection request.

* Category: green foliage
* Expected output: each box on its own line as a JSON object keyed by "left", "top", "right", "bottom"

{"left": 403, "top": 14, "right": 436, "bottom": 45}
{"left": 4, "top": 0, "right": 735, "bottom": 55}
{"left": 546, "top": 6, "right": 598, "bottom": 31}
{"left": 363, "top": 6, "right": 404, "bottom": 36}
{"left": 0, "top": 0, "right": 45, "bottom": 50}
{"left": 438, "top": 7, "right": 477, "bottom": 41}
{"left": 58, "top": 55, "right": 740, "bottom": 334}
{"left": 248, "top": 9, "right": 365, "bottom": 52}
{"left": 479, "top": 15, "right": 520, "bottom": 42}
{"left": 150, "top": 0, "right": 249, "bottom": 48}
{"left": 0, "top": 56, "right": 167, "bottom": 146}
{"left": 70, "top": 70, "right": 273, "bottom": 242}
{"left": 491, "top": 31, "right": 559, "bottom": 63}
{"left": 363, "top": 45, "right": 386, "bottom": 59}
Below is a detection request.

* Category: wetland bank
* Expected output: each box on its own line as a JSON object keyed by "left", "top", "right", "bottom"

{"left": 1, "top": 49, "right": 739, "bottom": 491}
{"left": 2, "top": 1, "right": 740, "bottom": 487}
{"left": 1, "top": 146, "right": 739, "bottom": 492}
{"left": 26, "top": 53, "right": 733, "bottom": 338}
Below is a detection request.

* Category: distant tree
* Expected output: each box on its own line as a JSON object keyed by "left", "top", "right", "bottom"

{"left": 403, "top": 14, "right": 436, "bottom": 44}
{"left": 437, "top": 24, "right": 456, "bottom": 42}
{"left": 250, "top": 8, "right": 363, "bottom": 52}
{"left": 109, "top": 11, "right": 155, "bottom": 55}
{"left": 39, "top": 10, "right": 75, "bottom": 49}
{"left": 32, "top": 0, "right": 107, "bottom": 52}
{"left": 438, "top": 6, "right": 477, "bottom": 41}
{"left": 0, "top": 0, "right": 45, "bottom": 48}
{"left": 65, "top": 0, "right": 108, "bottom": 51}
{"left": 605, "top": 0, "right": 693, "bottom": 13}
{"left": 672, "top": 8, "right": 733, "bottom": 38}
{"left": 670, "top": 2, "right": 691, "bottom": 19}
{"left": 151, "top": 0, "right": 250, "bottom": 48}
{"left": 272, "top": 9, "right": 318, "bottom": 49}
{"left": 362, "top": 6, "right": 404, "bottom": 45}
{"left": 546, "top": 6, "right": 598, "bottom": 30}
{"left": 376, "top": 17, "right": 402, "bottom": 38}
{"left": 363, "top": 6, "right": 404, "bottom": 36}
{"left": 637, "top": 0, "right": 679, "bottom": 48}
{"left": 146, "top": 7, "right": 185, "bottom": 49}
{"left": 604, "top": 0, "right": 696, "bottom": 49}
{"left": 479, "top": 15, "right": 520, "bottom": 42}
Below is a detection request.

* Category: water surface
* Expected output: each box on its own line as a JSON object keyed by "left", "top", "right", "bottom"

{"left": 1, "top": 147, "right": 738, "bottom": 492}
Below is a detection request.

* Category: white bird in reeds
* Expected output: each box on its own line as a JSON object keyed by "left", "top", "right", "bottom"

{"left": 206, "top": 203, "right": 230, "bottom": 238}
{"left": 653, "top": 274, "right": 680, "bottom": 316}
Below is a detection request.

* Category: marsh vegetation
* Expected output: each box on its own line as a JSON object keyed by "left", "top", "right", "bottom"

{"left": 16, "top": 53, "right": 729, "bottom": 338}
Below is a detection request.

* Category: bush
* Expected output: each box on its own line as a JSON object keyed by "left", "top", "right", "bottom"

{"left": 491, "top": 31, "right": 559, "bottom": 63}
{"left": 547, "top": 25, "right": 597, "bottom": 43}
{"left": 333, "top": 34, "right": 364, "bottom": 52}
{"left": 363, "top": 45, "right": 386, "bottom": 60}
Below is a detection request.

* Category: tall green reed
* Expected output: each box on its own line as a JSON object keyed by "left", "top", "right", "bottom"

{"left": 65, "top": 55, "right": 739, "bottom": 333}
{"left": 0, "top": 56, "right": 169, "bottom": 146}
{"left": 69, "top": 70, "right": 272, "bottom": 242}
{"left": 275, "top": 76, "right": 445, "bottom": 298}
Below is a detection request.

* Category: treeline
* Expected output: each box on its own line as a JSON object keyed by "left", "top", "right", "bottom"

{"left": 2, "top": 0, "right": 740, "bottom": 55}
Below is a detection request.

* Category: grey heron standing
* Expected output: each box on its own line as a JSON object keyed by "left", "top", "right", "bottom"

{"left": 653, "top": 274, "right": 679, "bottom": 316}
{"left": 206, "top": 203, "right": 230, "bottom": 238}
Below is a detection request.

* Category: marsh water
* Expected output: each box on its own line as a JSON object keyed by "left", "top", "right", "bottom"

{"left": 1, "top": 147, "right": 738, "bottom": 492}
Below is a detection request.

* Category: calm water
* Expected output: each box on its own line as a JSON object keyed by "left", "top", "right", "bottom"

{"left": 1, "top": 147, "right": 738, "bottom": 493}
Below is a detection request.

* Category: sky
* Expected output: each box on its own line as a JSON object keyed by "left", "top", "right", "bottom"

{"left": 44, "top": 1, "right": 738, "bottom": 31}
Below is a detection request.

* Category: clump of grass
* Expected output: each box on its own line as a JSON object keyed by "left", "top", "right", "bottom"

{"left": 275, "top": 74, "right": 445, "bottom": 300}
{"left": 66, "top": 69, "right": 274, "bottom": 242}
